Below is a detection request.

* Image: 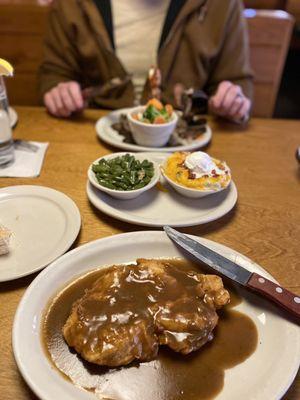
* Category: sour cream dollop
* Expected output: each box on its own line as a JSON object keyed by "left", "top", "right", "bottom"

{"left": 184, "top": 151, "right": 227, "bottom": 178}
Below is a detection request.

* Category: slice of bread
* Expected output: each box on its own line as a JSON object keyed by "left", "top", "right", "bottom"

{"left": 0, "top": 224, "right": 11, "bottom": 255}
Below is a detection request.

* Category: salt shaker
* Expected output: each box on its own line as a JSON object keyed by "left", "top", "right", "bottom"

{"left": 0, "top": 76, "right": 14, "bottom": 166}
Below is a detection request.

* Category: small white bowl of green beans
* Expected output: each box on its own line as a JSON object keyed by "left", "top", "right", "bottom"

{"left": 88, "top": 153, "right": 160, "bottom": 200}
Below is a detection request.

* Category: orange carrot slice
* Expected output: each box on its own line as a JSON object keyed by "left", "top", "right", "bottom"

{"left": 153, "top": 116, "right": 166, "bottom": 124}
{"left": 165, "top": 104, "right": 173, "bottom": 116}
{"left": 147, "top": 98, "right": 164, "bottom": 110}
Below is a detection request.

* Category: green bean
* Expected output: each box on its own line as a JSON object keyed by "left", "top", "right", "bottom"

{"left": 97, "top": 172, "right": 111, "bottom": 179}
{"left": 97, "top": 180, "right": 115, "bottom": 189}
{"left": 127, "top": 157, "right": 133, "bottom": 169}
{"left": 93, "top": 165, "right": 106, "bottom": 173}
{"left": 123, "top": 177, "right": 132, "bottom": 186}
{"left": 141, "top": 160, "right": 151, "bottom": 168}
{"left": 119, "top": 182, "right": 129, "bottom": 190}
{"left": 145, "top": 169, "right": 154, "bottom": 178}
{"left": 111, "top": 165, "right": 122, "bottom": 175}
{"left": 133, "top": 182, "right": 145, "bottom": 189}
{"left": 130, "top": 171, "right": 137, "bottom": 184}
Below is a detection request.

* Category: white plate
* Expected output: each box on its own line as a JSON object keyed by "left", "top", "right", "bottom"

{"left": 0, "top": 185, "right": 81, "bottom": 282}
{"left": 86, "top": 153, "right": 237, "bottom": 227}
{"left": 13, "top": 231, "right": 300, "bottom": 400}
{"left": 8, "top": 107, "right": 18, "bottom": 128}
{"left": 96, "top": 108, "right": 212, "bottom": 152}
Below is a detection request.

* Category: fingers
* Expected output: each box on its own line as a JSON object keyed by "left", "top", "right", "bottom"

{"left": 60, "top": 86, "right": 77, "bottom": 113}
{"left": 209, "top": 81, "right": 251, "bottom": 122}
{"left": 173, "top": 83, "right": 185, "bottom": 108}
{"left": 228, "top": 95, "right": 244, "bottom": 118}
{"left": 38, "top": 0, "right": 53, "bottom": 5}
{"left": 51, "top": 87, "right": 71, "bottom": 117}
{"left": 210, "top": 81, "right": 232, "bottom": 109}
{"left": 233, "top": 98, "right": 251, "bottom": 121}
{"left": 222, "top": 85, "right": 242, "bottom": 111}
{"left": 43, "top": 81, "right": 84, "bottom": 118}
{"left": 44, "top": 92, "right": 56, "bottom": 116}
{"left": 68, "top": 81, "right": 84, "bottom": 110}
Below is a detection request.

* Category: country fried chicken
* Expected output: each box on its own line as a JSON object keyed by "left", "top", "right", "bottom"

{"left": 63, "top": 259, "right": 230, "bottom": 367}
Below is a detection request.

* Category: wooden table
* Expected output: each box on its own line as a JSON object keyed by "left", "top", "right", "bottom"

{"left": 0, "top": 107, "right": 299, "bottom": 400}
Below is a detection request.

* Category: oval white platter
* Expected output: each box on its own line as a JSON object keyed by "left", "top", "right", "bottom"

{"left": 86, "top": 153, "right": 237, "bottom": 227}
{"left": 96, "top": 108, "right": 212, "bottom": 152}
{"left": 13, "top": 231, "right": 300, "bottom": 400}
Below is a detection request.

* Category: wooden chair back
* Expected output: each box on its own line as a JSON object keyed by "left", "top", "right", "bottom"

{"left": 245, "top": 9, "right": 294, "bottom": 117}
{"left": 0, "top": 0, "right": 49, "bottom": 105}
{"left": 286, "top": 0, "right": 300, "bottom": 22}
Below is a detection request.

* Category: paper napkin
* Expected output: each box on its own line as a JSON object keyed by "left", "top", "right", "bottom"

{"left": 0, "top": 140, "right": 49, "bottom": 178}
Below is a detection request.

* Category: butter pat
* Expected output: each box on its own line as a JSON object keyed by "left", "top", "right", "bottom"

{"left": 0, "top": 224, "right": 11, "bottom": 255}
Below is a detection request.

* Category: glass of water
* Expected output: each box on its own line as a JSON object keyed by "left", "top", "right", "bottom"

{"left": 0, "top": 76, "right": 14, "bottom": 166}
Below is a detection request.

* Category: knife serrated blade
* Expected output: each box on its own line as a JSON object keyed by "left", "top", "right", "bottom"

{"left": 163, "top": 226, "right": 300, "bottom": 320}
{"left": 164, "top": 226, "right": 251, "bottom": 285}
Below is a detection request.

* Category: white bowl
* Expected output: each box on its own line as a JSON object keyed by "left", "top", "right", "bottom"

{"left": 127, "top": 106, "right": 178, "bottom": 147}
{"left": 88, "top": 152, "right": 160, "bottom": 200}
{"left": 160, "top": 160, "right": 231, "bottom": 199}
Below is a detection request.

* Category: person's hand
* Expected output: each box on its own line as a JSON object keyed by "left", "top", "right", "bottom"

{"left": 209, "top": 81, "right": 251, "bottom": 123}
{"left": 38, "top": 0, "right": 54, "bottom": 5}
{"left": 44, "top": 81, "right": 84, "bottom": 118}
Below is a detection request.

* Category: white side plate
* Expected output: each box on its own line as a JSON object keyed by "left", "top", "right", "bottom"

{"left": 0, "top": 185, "right": 81, "bottom": 281}
{"left": 13, "top": 232, "right": 300, "bottom": 400}
{"left": 96, "top": 108, "right": 212, "bottom": 152}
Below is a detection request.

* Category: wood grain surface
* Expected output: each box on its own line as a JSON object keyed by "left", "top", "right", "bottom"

{"left": 0, "top": 107, "right": 299, "bottom": 400}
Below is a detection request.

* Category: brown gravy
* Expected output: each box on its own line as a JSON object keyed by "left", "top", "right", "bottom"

{"left": 42, "top": 259, "right": 258, "bottom": 400}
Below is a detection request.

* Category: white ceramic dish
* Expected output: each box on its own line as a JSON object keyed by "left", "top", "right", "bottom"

{"left": 87, "top": 153, "right": 237, "bottom": 227}
{"left": 96, "top": 108, "right": 212, "bottom": 152}
{"left": 161, "top": 159, "right": 231, "bottom": 199}
{"left": 8, "top": 107, "right": 18, "bottom": 128}
{"left": 88, "top": 152, "right": 160, "bottom": 200}
{"left": 127, "top": 106, "right": 178, "bottom": 147}
{"left": 13, "top": 231, "right": 300, "bottom": 400}
{"left": 0, "top": 185, "right": 81, "bottom": 282}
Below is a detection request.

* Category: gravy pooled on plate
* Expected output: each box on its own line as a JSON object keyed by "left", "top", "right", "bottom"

{"left": 63, "top": 258, "right": 230, "bottom": 367}
{"left": 42, "top": 258, "right": 258, "bottom": 400}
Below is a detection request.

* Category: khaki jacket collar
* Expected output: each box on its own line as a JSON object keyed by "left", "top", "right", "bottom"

{"left": 77, "top": 0, "right": 208, "bottom": 53}
{"left": 163, "top": 0, "right": 208, "bottom": 47}
{"left": 77, "top": 0, "right": 114, "bottom": 52}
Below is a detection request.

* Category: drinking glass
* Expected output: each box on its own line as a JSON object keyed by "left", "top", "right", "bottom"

{"left": 0, "top": 76, "right": 14, "bottom": 166}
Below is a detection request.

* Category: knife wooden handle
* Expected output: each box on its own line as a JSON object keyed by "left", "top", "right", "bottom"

{"left": 247, "top": 273, "right": 300, "bottom": 319}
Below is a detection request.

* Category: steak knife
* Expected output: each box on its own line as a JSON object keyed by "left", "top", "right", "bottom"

{"left": 164, "top": 226, "right": 300, "bottom": 319}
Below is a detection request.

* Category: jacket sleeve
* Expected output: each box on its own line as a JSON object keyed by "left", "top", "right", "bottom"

{"left": 205, "top": 0, "right": 254, "bottom": 100}
{"left": 37, "top": 2, "right": 81, "bottom": 101}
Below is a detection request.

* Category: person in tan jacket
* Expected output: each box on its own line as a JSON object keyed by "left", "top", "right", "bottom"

{"left": 39, "top": 0, "right": 253, "bottom": 122}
